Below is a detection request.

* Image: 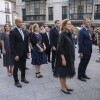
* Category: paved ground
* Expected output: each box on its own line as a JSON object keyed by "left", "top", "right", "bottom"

{"left": 0, "top": 45, "right": 100, "bottom": 100}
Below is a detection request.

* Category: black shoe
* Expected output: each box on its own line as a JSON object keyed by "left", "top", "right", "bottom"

{"left": 78, "top": 77, "right": 86, "bottom": 82}
{"left": 67, "top": 88, "right": 74, "bottom": 92}
{"left": 21, "top": 79, "right": 29, "bottom": 84}
{"left": 15, "top": 82, "right": 22, "bottom": 88}
{"left": 83, "top": 75, "right": 90, "bottom": 79}
{"left": 61, "top": 89, "right": 71, "bottom": 94}
{"left": 35, "top": 72, "right": 43, "bottom": 78}
{"left": 25, "top": 67, "right": 29, "bottom": 70}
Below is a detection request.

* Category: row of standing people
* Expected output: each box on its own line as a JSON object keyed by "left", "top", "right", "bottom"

{"left": 0, "top": 18, "right": 92, "bottom": 95}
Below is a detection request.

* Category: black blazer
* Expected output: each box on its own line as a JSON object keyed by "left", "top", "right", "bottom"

{"left": 43, "top": 32, "right": 51, "bottom": 49}
{"left": 9, "top": 27, "right": 29, "bottom": 57}
{"left": 50, "top": 27, "right": 59, "bottom": 48}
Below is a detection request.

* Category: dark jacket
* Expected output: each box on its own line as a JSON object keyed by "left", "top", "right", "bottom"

{"left": 43, "top": 32, "right": 51, "bottom": 49}
{"left": 78, "top": 27, "right": 92, "bottom": 55}
{"left": 54, "top": 32, "right": 75, "bottom": 78}
{"left": 9, "top": 27, "right": 29, "bottom": 58}
{"left": 50, "top": 27, "right": 59, "bottom": 48}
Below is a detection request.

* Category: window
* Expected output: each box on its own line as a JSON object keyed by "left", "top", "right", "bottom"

{"left": 77, "top": 5, "right": 84, "bottom": 19}
{"left": 5, "top": 2, "right": 10, "bottom": 13}
{"left": 48, "top": 7, "right": 53, "bottom": 21}
{"left": 22, "top": 9, "right": 26, "bottom": 21}
{"left": 23, "top": 0, "right": 46, "bottom": 21}
{"left": 25, "top": 0, "right": 46, "bottom": 15}
{"left": 94, "top": 5, "right": 100, "bottom": 19}
{"left": 6, "top": 15, "right": 10, "bottom": 24}
{"left": 62, "top": 6, "right": 67, "bottom": 20}
{"left": 77, "top": 5, "right": 84, "bottom": 13}
{"left": 69, "top": 0, "right": 93, "bottom": 20}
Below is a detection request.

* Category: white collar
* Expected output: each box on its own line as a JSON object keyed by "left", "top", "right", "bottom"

{"left": 83, "top": 26, "right": 89, "bottom": 31}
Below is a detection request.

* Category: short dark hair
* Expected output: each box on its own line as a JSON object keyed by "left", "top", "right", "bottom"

{"left": 55, "top": 20, "right": 60, "bottom": 24}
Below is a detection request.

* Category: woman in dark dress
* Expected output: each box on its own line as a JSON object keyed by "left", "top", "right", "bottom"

{"left": 1, "top": 24, "right": 14, "bottom": 76}
{"left": 54, "top": 19, "right": 75, "bottom": 94}
{"left": 30, "top": 23, "right": 47, "bottom": 78}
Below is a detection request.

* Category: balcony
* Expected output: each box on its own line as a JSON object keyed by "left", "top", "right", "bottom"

{"left": 23, "top": 15, "right": 46, "bottom": 22}
{"left": 69, "top": 13, "right": 92, "bottom": 20}
{"left": 5, "top": 8, "right": 11, "bottom": 13}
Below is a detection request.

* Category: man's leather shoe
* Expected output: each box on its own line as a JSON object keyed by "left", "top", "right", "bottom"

{"left": 83, "top": 75, "right": 90, "bottom": 79}
{"left": 78, "top": 77, "right": 86, "bottom": 82}
{"left": 21, "top": 79, "right": 29, "bottom": 84}
{"left": 15, "top": 82, "right": 22, "bottom": 88}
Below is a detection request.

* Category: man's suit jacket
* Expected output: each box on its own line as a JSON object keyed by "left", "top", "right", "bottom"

{"left": 50, "top": 27, "right": 59, "bottom": 48}
{"left": 78, "top": 27, "right": 92, "bottom": 55}
{"left": 9, "top": 27, "right": 29, "bottom": 58}
{"left": 43, "top": 32, "right": 51, "bottom": 49}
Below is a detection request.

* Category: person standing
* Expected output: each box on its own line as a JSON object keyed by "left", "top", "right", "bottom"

{"left": 1, "top": 24, "right": 14, "bottom": 76}
{"left": 21, "top": 23, "right": 30, "bottom": 70}
{"left": 43, "top": 26, "right": 51, "bottom": 63}
{"left": 10, "top": 18, "right": 29, "bottom": 88}
{"left": 50, "top": 20, "right": 61, "bottom": 71}
{"left": 30, "top": 23, "right": 47, "bottom": 78}
{"left": 0, "top": 32, "right": 3, "bottom": 58}
{"left": 54, "top": 19, "right": 75, "bottom": 94}
{"left": 78, "top": 19, "right": 92, "bottom": 82}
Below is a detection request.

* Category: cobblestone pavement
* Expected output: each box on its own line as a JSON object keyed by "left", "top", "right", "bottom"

{"left": 0, "top": 45, "right": 100, "bottom": 100}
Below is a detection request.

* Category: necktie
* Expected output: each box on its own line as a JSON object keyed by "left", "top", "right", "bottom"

{"left": 20, "top": 29, "right": 24, "bottom": 40}
{"left": 87, "top": 30, "right": 92, "bottom": 40}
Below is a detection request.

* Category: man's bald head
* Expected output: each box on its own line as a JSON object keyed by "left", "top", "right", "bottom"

{"left": 15, "top": 18, "right": 23, "bottom": 28}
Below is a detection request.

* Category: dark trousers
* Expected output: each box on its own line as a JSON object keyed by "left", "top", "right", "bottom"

{"left": 78, "top": 54, "right": 91, "bottom": 78}
{"left": 45, "top": 48, "right": 51, "bottom": 62}
{"left": 52, "top": 50, "right": 57, "bottom": 70}
{"left": 13, "top": 54, "right": 26, "bottom": 83}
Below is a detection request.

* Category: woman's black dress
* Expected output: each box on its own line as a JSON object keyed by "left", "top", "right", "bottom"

{"left": 54, "top": 32, "right": 75, "bottom": 78}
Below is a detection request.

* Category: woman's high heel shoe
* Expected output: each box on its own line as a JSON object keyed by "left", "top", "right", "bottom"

{"left": 61, "top": 89, "right": 71, "bottom": 94}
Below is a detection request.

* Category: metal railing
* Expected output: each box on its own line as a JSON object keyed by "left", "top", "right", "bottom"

{"left": 23, "top": 15, "right": 46, "bottom": 21}
{"left": 69, "top": 13, "right": 92, "bottom": 20}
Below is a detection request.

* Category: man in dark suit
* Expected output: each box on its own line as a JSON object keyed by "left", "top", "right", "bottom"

{"left": 10, "top": 18, "right": 29, "bottom": 88}
{"left": 78, "top": 19, "right": 92, "bottom": 82}
{"left": 50, "top": 20, "right": 61, "bottom": 71}
{"left": 43, "top": 26, "right": 51, "bottom": 62}
{"left": 21, "top": 23, "right": 30, "bottom": 70}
